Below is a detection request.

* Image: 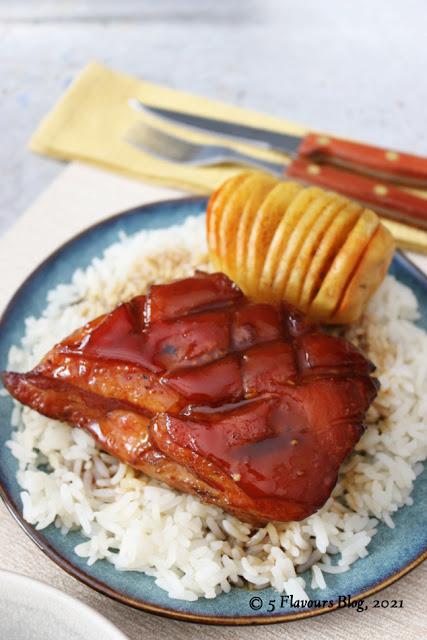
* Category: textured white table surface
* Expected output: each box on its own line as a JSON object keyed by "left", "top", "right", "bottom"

{"left": 1, "top": 2, "right": 427, "bottom": 638}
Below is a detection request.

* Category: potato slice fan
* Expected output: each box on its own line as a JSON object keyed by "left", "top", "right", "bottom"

{"left": 207, "top": 171, "right": 396, "bottom": 324}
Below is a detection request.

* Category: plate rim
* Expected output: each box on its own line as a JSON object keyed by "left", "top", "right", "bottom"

{"left": 0, "top": 196, "right": 426, "bottom": 625}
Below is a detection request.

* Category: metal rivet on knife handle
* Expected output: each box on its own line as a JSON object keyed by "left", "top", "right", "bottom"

{"left": 385, "top": 151, "right": 399, "bottom": 162}
{"left": 316, "top": 136, "right": 330, "bottom": 146}
{"left": 374, "top": 185, "right": 388, "bottom": 196}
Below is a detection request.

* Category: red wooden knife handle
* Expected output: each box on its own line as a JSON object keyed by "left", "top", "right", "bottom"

{"left": 297, "top": 132, "right": 427, "bottom": 188}
{"left": 285, "top": 157, "right": 427, "bottom": 230}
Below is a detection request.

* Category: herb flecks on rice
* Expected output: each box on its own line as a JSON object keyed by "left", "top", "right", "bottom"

{"left": 5, "top": 215, "right": 427, "bottom": 601}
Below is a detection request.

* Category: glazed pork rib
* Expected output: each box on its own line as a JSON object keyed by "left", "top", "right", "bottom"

{"left": 2, "top": 271, "right": 379, "bottom": 525}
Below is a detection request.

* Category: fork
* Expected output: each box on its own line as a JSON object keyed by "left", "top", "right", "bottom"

{"left": 123, "top": 121, "right": 283, "bottom": 175}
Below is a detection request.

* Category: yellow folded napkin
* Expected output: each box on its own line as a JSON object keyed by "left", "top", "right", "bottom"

{"left": 30, "top": 61, "right": 305, "bottom": 194}
{"left": 30, "top": 61, "right": 427, "bottom": 253}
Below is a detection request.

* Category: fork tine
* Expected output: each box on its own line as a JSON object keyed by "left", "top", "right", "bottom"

{"left": 124, "top": 121, "right": 200, "bottom": 162}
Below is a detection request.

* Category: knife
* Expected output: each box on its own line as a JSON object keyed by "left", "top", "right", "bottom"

{"left": 129, "top": 100, "right": 427, "bottom": 187}
{"left": 129, "top": 99, "right": 427, "bottom": 231}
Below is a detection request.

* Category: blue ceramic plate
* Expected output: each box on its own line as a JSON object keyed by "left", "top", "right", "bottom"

{"left": 0, "top": 197, "right": 426, "bottom": 624}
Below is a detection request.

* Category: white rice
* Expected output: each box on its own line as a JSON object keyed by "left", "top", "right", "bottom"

{"left": 4, "top": 214, "right": 427, "bottom": 601}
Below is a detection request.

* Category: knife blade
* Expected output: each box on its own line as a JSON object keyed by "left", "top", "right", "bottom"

{"left": 129, "top": 99, "right": 427, "bottom": 190}
{"left": 129, "top": 99, "right": 302, "bottom": 154}
{"left": 129, "top": 99, "right": 427, "bottom": 231}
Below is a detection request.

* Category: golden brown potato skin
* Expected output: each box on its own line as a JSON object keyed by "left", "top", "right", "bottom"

{"left": 208, "top": 172, "right": 396, "bottom": 324}
{"left": 3, "top": 272, "right": 379, "bottom": 525}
